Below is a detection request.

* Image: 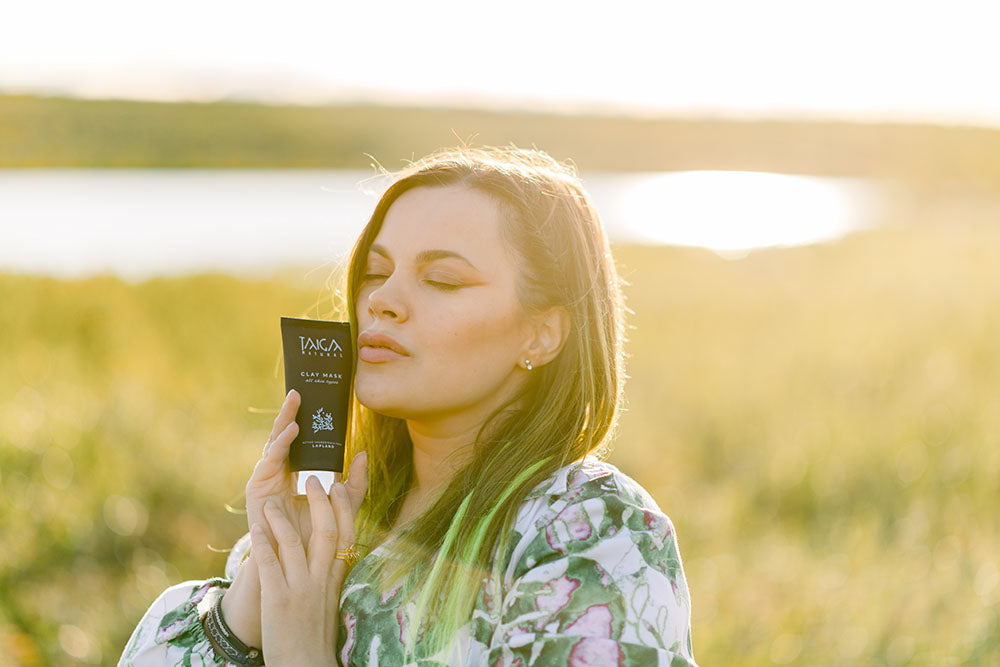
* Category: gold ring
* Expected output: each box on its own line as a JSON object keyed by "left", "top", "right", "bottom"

{"left": 334, "top": 544, "right": 361, "bottom": 566}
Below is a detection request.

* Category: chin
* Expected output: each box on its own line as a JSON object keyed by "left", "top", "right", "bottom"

{"left": 361, "top": 402, "right": 423, "bottom": 423}
{"left": 355, "top": 385, "right": 406, "bottom": 418}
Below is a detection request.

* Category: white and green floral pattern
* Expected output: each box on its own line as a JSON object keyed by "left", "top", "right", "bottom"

{"left": 120, "top": 456, "right": 696, "bottom": 666}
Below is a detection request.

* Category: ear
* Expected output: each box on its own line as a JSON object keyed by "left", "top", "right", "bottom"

{"left": 519, "top": 306, "right": 571, "bottom": 369}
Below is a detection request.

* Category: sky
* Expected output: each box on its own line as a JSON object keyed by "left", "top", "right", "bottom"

{"left": 3, "top": 0, "right": 1000, "bottom": 126}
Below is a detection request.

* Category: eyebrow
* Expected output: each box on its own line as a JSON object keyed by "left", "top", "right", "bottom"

{"left": 370, "top": 244, "right": 480, "bottom": 271}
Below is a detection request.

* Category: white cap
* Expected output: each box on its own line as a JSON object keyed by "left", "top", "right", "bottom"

{"left": 295, "top": 470, "right": 336, "bottom": 495}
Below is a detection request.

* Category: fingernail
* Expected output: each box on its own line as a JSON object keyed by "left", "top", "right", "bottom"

{"left": 251, "top": 523, "right": 264, "bottom": 535}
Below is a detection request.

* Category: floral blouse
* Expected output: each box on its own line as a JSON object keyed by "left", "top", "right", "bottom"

{"left": 119, "top": 456, "right": 697, "bottom": 666}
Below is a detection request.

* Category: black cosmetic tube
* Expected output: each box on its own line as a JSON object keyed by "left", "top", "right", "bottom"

{"left": 280, "top": 317, "right": 354, "bottom": 494}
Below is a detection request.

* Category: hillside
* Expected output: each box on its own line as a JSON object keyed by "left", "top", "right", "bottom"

{"left": 3, "top": 94, "right": 1000, "bottom": 194}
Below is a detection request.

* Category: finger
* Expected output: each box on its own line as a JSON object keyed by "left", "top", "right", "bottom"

{"left": 266, "top": 389, "right": 301, "bottom": 444}
{"left": 344, "top": 451, "right": 369, "bottom": 516}
{"left": 250, "top": 522, "right": 285, "bottom": 589}
{"left": 247, "top": 509, "right": 276, "bottom": 551}
{"left": 305, "top": 475, "right": 338, "bottom": 579}
{"left": 263, "top": 500, "right": 309, "bottom": 582}
{"left": 262, "top": 420, "right": 298, "bottom": 465}
{"left": 247, "top": 426, "right": 297, "bottom": 517}
{"left": 330, "top": 481, "right": 357, "bottom": 556}
{"left": 260, "top": 421, "right": 299, "bottom": 462}
{"left": 244, "top": 487, "right": 284, "bottom": 547}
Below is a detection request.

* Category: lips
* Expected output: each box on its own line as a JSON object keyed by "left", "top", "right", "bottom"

{"left": 358, "top": 330, "right": 410, "bottom": 358}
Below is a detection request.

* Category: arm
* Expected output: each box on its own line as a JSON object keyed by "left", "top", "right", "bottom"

{"left": 120, "top": 390, "right": 367, "bottom": 665}
{"left": 117, "top": 389, "right": 294, "bottom": 666}
{"left": 220, "top": 540, "right": 263, "bottom": 648}
{"left": 118, "top": 532, "right": 296, "bottom": 665}
{"left": 487, "top": 482, "right": 697, "bottom": 666}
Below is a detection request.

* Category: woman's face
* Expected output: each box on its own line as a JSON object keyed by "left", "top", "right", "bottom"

{"left": 354, "top": 184, "right": 533, "bottom": 425}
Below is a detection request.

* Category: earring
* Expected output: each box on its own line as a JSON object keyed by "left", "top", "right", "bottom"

{"left": 524, "top": 359, "right": 533, "bottom": 371}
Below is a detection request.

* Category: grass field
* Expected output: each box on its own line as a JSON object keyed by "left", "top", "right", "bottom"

{"left": 1, "top": 215, "right": 999, "bottom": 664}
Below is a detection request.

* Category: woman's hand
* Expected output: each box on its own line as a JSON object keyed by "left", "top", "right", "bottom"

{"left": 246, "top": 389, "right": 367, "bottom": 536}
{"left": 219, "top": 389, "right": 306, "bottom": 648}
{"left": 247, "top": 389, "right": 306, "bottom": 542}
{"left": 222, "top": 389, "right": 368, "bottom": 650}
{"left": 250, "top": 475, "right": 359, "bottom": 666}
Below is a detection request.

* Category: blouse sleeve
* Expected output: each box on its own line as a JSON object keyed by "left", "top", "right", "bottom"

{"left": 118, "top": 577, "right": 231, "bottom": 666}
{"left": 486, "top": 475, "right": 697, "bottom": 666}
{"left": 119, "top": 533, "right": 251, "bottom": 665}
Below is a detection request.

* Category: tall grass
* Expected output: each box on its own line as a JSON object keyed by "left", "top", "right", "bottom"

{"left": 1, "top": 221, "right": 998, "bottom": 665}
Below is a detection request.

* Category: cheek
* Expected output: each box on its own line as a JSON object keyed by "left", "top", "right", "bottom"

{"left": 432, "top": 297, "right": 525, "bottom": 366}
{"left": 354, "top": 289, "right": 372, "bottom": 324}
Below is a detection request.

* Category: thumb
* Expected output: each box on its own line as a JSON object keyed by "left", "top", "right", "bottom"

{"left": 343, "top": 451, "right": 369, "bottom": 516}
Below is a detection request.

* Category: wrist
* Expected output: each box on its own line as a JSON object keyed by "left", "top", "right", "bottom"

{"left": 203, "top": 594, "right": 264, "bottom": 667}
{"left": 220, "top": 556, "right": 262, "bottom": 648}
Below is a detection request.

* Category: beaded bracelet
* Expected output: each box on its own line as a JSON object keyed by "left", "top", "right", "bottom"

{"left": 202, "top": 593, "right": 265, "bottom": 667}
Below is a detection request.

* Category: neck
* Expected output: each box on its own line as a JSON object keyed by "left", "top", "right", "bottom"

{"left": 404, "top": 417, "right": 478, "bottom": 497}
{"left": 403, "top": 376, "right": 527, "bottom": 498}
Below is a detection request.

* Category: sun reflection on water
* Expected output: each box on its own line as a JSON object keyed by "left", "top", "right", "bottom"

{"left": 606, "top": 170, "right": 879, "bottom": 259}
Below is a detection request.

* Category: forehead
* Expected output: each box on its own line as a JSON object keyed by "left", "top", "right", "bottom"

{"left": 372, "top": 185, "right": 510, "bottom": 269}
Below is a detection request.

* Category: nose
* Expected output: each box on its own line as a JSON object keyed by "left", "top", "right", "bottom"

{"left": 365, "top": 279, "right": 408, "bottom": 322}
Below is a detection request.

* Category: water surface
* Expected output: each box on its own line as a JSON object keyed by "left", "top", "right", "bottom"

{"left": 0, "top": 169, "right": 881, "bottom": 280}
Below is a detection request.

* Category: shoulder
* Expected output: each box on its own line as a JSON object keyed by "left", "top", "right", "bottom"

{"left": 521, "top": 454, "right": 673, "bottom": 537}
{"left": 491, "top": 456, "right": 696, "bottom": 663}
{"left": 509, "top": 455, "right": 682, "bottom": 578}
{"left": 524, "top": 455, "right": 656, "bottom": 502}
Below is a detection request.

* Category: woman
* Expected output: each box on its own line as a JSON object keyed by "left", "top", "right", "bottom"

{"left": 120, "top": 146, "right": 697, "bottom": 666}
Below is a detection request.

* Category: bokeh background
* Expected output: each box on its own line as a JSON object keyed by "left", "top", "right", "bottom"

{"left": 2, "top": 1, "right": 1000, "bottom": 665}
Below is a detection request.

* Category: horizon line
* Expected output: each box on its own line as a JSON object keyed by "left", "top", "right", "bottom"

{"left": 4, "top": 85, "right": 1000, "bottom": 132}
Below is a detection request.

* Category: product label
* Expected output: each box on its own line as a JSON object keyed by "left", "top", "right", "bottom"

{"left": 281, "top": 317, "right": 353, "bottom": 474}
{"left": 299, "top": 370, "right": 344, "bottom": 385}
{"left": 299, "top": 335, "right": 344, "bottom": 357}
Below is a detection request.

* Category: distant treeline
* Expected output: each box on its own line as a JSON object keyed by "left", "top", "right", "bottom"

{"left": 3, "top": 94, "right": 999, "bottom": 193}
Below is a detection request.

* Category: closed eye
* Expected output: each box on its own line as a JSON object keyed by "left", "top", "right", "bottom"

{"left": 361, "top": 272, "right": 463, "bottom": 290}
{"left": 425, "top": 280, "right": 461, "bottom": 291}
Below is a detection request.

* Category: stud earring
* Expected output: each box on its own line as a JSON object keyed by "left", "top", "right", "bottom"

{"left": 524, "top": 359, "right": 533, "bottom": 371}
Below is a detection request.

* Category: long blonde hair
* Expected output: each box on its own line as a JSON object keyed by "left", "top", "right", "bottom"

{"left": 343, "top": 145, "right": 626, "bottom": 656}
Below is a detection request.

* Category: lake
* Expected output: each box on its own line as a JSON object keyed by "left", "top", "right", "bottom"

{"left": 0, "top": 169, "right": 882, "bottom": 281}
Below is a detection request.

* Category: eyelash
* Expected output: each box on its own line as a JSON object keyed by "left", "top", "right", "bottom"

{"left": 362, "top": 274, "right": 461, "bottom": 291}
{"left": 426, "top": 280, "right": 460, "bottom": 291}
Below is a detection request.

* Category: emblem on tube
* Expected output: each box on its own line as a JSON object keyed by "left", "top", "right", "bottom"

{"left": 312, "top": 408, "right": 334, "bottom": 433}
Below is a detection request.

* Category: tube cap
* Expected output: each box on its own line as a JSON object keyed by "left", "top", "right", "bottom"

{"left": 295, "top": 470, "right": 336, "bottom": 495}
